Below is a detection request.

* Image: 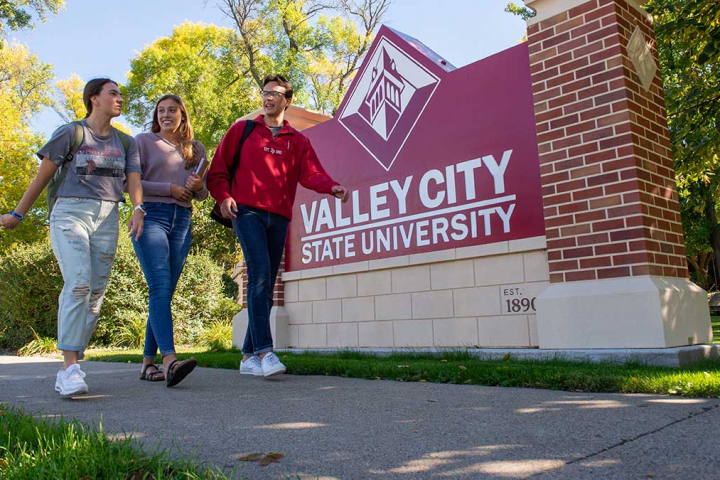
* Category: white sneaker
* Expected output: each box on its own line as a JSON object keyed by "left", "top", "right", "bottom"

{"left": 239, "top": 356, "right": 263, "bottom": 376}
{"left": 55, "top": 364, "right": 89, "bottom": 396}
{"left": 260, "top": 352, "right": 286, "bottom": 377}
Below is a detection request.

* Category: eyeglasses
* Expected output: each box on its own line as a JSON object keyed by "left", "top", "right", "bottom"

{"left": 261, "top": 90, "right": 286, "bottom": 99}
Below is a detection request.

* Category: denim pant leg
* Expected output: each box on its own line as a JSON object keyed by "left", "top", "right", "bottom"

{"left": 80, "top": 201, "right": 119, "bottom": 354}
{"left": 166, "top": 206, "right": 192, "bottom": 351}
{"left": 232, "top": 206, "right": 288, "bottom": 356}
{"left": 265, "top": 212, "right": 289, "bottom": 317}
{"left": 168, "top": 206, "right": 193, "bottom": 294}
{"left": 133, "top": 203, "right": 192, "bottom": 359}
{"left": 50, "top": 198, "right": 119, "bottom": 358}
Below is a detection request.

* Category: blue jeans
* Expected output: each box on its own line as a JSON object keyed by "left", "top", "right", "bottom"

{"left": 132, "top": 202, "right": 192, "bottom": 359}
{"left": 232, "top": 205, "right": 289, "bottom": 355}
{"left": 50, "top": 198, "right": 119, "bottom": 358}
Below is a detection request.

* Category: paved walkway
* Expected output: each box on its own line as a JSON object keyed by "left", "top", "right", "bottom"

{"left": 1, "top": 356, "right": 718, "bottom": 479}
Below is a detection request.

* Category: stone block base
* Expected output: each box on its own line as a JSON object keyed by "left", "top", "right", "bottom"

{"left": 535, "top": 276, "right": 712, "bottom": 348}
{"left": 232, "top": 307, "right": 290, "bottom": 351}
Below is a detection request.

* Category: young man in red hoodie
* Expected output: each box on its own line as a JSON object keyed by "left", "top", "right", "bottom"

{"left": 208, "top": 74, "right": 349, "bottom": 377}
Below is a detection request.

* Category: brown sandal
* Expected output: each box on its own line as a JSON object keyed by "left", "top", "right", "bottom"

{"left": 140, "top": 364, "right": 165, "bottom": 382}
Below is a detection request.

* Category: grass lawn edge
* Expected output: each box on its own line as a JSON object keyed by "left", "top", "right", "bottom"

{"left": 82, "top": 347, "right": 720, "bottom": 399}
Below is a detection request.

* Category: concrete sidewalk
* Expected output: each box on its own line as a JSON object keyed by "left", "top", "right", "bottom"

{"left": 1, "top": 355, "right": 718, "bottom": 479}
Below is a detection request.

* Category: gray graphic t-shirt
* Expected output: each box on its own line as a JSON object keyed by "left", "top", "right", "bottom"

{"left": 37, "top": 121, "right": 141, "bottom": 202}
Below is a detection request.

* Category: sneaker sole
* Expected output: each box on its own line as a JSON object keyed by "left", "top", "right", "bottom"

{"left": 263, "top": 366, "right": 286, "bottom": 377}
{"left": 56, "top": 385, "right": 89, "bottom": 396}
{"left": 239, "top": 369, "right": 264, "bottom": 376}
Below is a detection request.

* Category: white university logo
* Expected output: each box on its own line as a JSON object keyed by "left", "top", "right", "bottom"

{"left": 338, "top": 36, "right": 440, "bottom": 171}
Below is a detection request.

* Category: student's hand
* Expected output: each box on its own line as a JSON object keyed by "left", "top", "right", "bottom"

{"left": 185, "top": 174, "right": 204, "bottom": 193}
{"left": 0, "top": 214, "right": 21, "bottom": 231}
{"left": 332, "top": 185, "right": 349, "bottom": 203}
{"left": 128, "top": 210, "right": 144, "bottom": 241}
{"left": 221, "top": 197, "right": 238, "bottom": 219}
{"left": 171, "top": 184, "right": 193, "bottom": 202}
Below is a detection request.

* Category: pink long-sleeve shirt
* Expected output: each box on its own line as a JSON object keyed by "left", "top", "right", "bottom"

{"left": 135, "top": 133, "right": 209, "bottom": 208}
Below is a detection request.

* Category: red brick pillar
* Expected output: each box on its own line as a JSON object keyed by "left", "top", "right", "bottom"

{"left": 237, "top": 254, "right": 285, "bottom": 308}
{"left": 275, "top": 255, "right": 285, "bottom": 307}
{"left": 239, "top": 263, "right": 246, "bottom": 307}
{"left": 524, "top": 0, "right": 712, "bottom": 348}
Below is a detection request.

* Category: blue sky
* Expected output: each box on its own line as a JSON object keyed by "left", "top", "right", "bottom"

{"left": 10, "top": 0, "right": 527, "bottom": 137}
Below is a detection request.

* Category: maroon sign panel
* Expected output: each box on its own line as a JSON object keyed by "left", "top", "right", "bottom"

{"left": 287, "top": 26, "right": 545, "bottom": 271}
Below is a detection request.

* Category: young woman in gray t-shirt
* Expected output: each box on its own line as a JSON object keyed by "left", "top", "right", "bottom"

{"left": 132, "top": 94, "right": 207, "bottom": 387}
{"left": 0, "top": 78, "right": 145, "bottom": 396}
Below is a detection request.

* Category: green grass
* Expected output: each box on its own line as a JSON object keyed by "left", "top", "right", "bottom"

{"left": 713, "top": 315, "right": 720, "bottom": 343}
{"left": 0, "top": 404, "right": 234, "bottom": 479}
{"left": 85, "top": 347, "right": 720, "bottom": 398}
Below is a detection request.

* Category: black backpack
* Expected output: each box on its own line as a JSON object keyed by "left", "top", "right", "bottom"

{"left": 210, "top": 120, "right": 256, "bottom": 228}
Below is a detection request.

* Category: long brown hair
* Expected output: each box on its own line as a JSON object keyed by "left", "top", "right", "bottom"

{"left": 151, "top": 94, "right": 198, "bottom": 169}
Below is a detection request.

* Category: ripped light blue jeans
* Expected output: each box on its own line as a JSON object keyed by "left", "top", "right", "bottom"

{"left": 49, "top": 197, "right": 119, "bottom": 358}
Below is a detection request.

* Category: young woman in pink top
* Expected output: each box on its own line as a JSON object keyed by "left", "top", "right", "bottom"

{"left": 133, "top": 94, "right": 207, "bottom": 387}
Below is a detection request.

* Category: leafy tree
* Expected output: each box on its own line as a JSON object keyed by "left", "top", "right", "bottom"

{"left": 53, "top": 73, "right": 84, "bottom": 123}
{"left": 504, "top": 2, "right": 535, "bottom": 21}
{"left": 123, "top": 22, "right": 253, "bottom": 276}
{"left": 123, "top": 21, "right": 257, "bottom": 151}
{"left": 216, "top": 0, "right": 391, "bottom": 114}
{"left": 679, "top": 178, "right": 716, "bottom": 288}
{"left": 644, "top": 0, "right": 720, "bottom": 288}
{"left": 0, "top": 40, "right": 54, "bottom": 251}
{"left": 53, "top": 73, "right": 132, "bottom": 133}
{"left": 0, "top": 0, "right": 64, "bottom": 40}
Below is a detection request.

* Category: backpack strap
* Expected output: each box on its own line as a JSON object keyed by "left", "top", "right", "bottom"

{"left": 112, "top": 126, "right": 132, "bottom": 154}
{"left": 65, "top": 121, "right": 84, "bottom": 163}
{"left": 228, "top": 120, "right": 256, "bottom": 183}
{"left": 48, "top": 121, "right": 84, "bottom": 214}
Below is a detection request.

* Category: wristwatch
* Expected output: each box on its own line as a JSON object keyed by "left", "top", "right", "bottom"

{"left": 134, "top": 205, "right": 146, "bottom": 215}
{"left": 10, "top": 210, "right": 24, "bottom": 221}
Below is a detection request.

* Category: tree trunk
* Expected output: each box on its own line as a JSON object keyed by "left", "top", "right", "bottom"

{"left": 688, "top": 251, "right": 714, "bottom": 290}
{"left": 706, "top": 198, "right": 720, "bottom": 290}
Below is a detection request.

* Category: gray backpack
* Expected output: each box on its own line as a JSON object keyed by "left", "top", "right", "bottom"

{"left": 46, "top": 121, "right": 131, "bottom": 214}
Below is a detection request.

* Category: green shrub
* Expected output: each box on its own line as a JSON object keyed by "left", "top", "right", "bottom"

{"left": 90, "top": 235, "right": 148, "bottom": 345}
{"left": 190, "top": 202, "right": 242, "bottom": 271}
{"left": 200, "top": 319, "right": 233, "bottom": 350}
{"left": 17, "top": 328, "right": 58, "bottom": 356}
{"left": 0, "top": 239, "right": 64, "bottom": 350}
{"left": 170, "top": 251, "right": 236, "bottom": 345}
{"left": 221, "top": 271, "right": 240, "bottom": 300}
{"left": 210, "top": 296, "right": 242, "bottom": 324}
{"left": 113, "top": 312, "right": 147, "bottom": 349}
{"left": 0, "top": 233, "right": 239, "bottom": 351}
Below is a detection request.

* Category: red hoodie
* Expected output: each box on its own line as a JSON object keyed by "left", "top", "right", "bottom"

{"left": 207, "top": 115, "right": 339, "bottom": 220}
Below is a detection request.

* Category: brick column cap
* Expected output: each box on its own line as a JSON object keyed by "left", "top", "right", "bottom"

{"left": 523, "top": 0, "right": 649, "bottom": 25}
{"left": 523, "top": 0, "right": 594, "bottom": 25}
